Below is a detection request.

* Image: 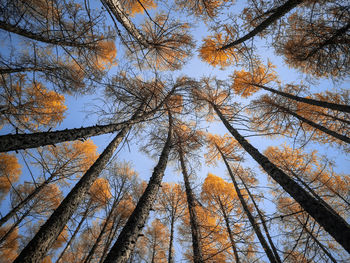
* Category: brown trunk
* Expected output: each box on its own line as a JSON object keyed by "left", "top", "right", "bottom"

{"left": 219, "top": 0, "right": 303, "bottom": 50}
{"left": 217, "top": 198, "right": 240, "bottom": 263}
{"left": 101, "top": 0, "right": 151, "bottom": 48}
{"left": 178, "top": 148, "right": 204, "bottom": 263}
{"left": 274, "top": 103, "right": 350, "bottom": 144}
{"left": 56, "top": 200, "right": 92, "bottom": 263}
{"left": 103, "top": 114, "right": 173, "bottom": 263}
{"left": 218, "top": 147, "right": 278, "bottom": 263}
{"left": 251, "top": 83, "right": 350, "bottom": 113}
{"left": 212, "top": 102, "right": 350, "bottom": 253}
{"left": 13, "top": 107, "right": 138, "bottom": 263}
{"left": 168, "top": 215, "right": 175, "bottom": 263}
{"left": 99, "top": 216, "right": 123, "bottom": 263}
{"left": 0, "top": 20, "right": 94, "bottom": 48}
{"left": 238, "top": 174, "right": 282, "bottom": 263}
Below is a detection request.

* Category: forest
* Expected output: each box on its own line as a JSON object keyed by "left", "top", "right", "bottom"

{"left": 0, "top": 0, "right": 349, "bottom": 262}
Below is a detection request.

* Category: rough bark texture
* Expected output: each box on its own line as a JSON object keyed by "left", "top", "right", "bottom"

{"left": 252, "top": 83, "right": 350, "bottom": 113}
{"left": 217, "top": 199, "right": 240, "bottom": 263}
{"left": 101, "top": 0, "right": 152, "bottom": 48}
{"left": 179, "top": 148, "right": 204, "bottom": 263}
{"left": 219, "top": 147, "right": 278, "bottom": 263}
{"left": 212, "top": 102, "right": 350, "bottom": 253}
{"left": 103, "top": 116, "right": 173, "bottom": 263}
{"left": 168, "top": 216, "right": 175, "bottom": 263}
{"left": 219, "top": 0, "right": 303, "bottom": 50}
{"left": 13, "top": 124, "right": 132, "bottom": 263}
{"left": 275, "top": 103, "right": 350, "bottom": 144}
{"left": 0, "top": 20, "right": 94, "bottom": 48}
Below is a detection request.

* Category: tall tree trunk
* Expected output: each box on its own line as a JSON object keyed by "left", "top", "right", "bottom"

{"left": 178, "top": 148, "right": 204, "bottom": 263}
{"left": 217, "top": 198, "right": 240, "bottom": 263}
{"left": 273, "top": 102, "right": 350, "bottom": 144}
{"left": 56, "top": 200, "right": 92, "bottom": 263}
{"left": 168, "top": 215, "right": 175, "bottom": 263}
{"left": 238, "top": 175, "right": 282, "bottom": 263}
{"left": 103, "top": 114, "right": 173, "bottom": 263}
{"left": 251, "top": 83, "right": 350, "bottom": 113}
{"left": 0, "top": 174, "right": 54, "bottom": 227}
{"left": 219, "top": 0, "right": 303, "bottom": 50}
{"left": 101, "top": 0, "right": 152, "bottom": 48}
{"left": 218, "top": 147, "right": 278, "bottom": 263}
{"left": 83, "top": 199, "right": 119, "bottom": 263}
{"left": 212, "top": 102, "right": 350, "bottom": 253}
{"left": 0, "top": 83, "right": 177, "bottom": 153}
{"left": 13, "top": 105, "right": 140, "bottom": 263}
{"left": 0, "top": 20, "right": 94, "bottom": 48}
{"left": 99, "top": 216, "right": 123, "bottom": 263}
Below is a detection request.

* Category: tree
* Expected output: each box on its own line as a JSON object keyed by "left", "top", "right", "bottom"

{"left": 0, "top": 153, "right": 21, "bottom": 202}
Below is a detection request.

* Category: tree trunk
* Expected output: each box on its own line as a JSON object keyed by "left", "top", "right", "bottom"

{"left": 178, "top": 148, "right": 204, "bottom": 263}
{"left": 217, "top": 198, "right": 240, "bottom": 263}
{"left": 238, "top": 174, "right": 282, "bottom": 263}
{"left": 212, "top": 102, "right": 350, "bottom": 253}
{"left": 101, "top": 0, "right": 152, "bottom": 48}
{"left": 168, "top": 215, "right": 175, "bottom": 263}
{"left": 218, "top": 147, "right": 278, "bottom": 263}
{"left": 83, "top": 199, "right": 119, "bottom": 263}
{"left": 13, "top": 111, "right": 137, "bottom": 263}
{"left": 103, "top": 114, "right": 173, "bottom": 263}
{"left": 273, "top": 103, "right": 350, "bottom": 144}
{"left": 251, "top": 83, "right": 350, "bottom": 113}
{"left": 0, "top": 20, "right": 94, "bottom": 48}
{"left": 56, "top": 200, "right": 92, "bottom": 263}
{"left": 99, "top": 216, "right": 123, "bottom": 263}
{"left": 0, "top": 173, "right": 56, "bottom": 227}
{"left": 219, "top": 0, "right": 303, "bottom": 50}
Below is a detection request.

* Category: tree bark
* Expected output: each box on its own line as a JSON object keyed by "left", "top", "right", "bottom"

{"left": 13, "top": 105, "right": 139, "bottom": 263}
{"left": 251, "top": 83, "right": 350, "bottom": 113}
{"left": 103, "top": 114, "right": 173, "bottom": 263}
{"left": 168, "top": 215, "right": 175, "bottom": 263}
{"left": 101, "top": 0, "right": 152, "bottom": 48}
{"left": 219, "top": 0, "right": 303, "bottom": 50}
{"left": 217, "top": 198, "right": 240, "bottom": 263}
{"left": 179, "top": 148, "right": 204, "bottom": 263}
{"left": 212, "top": 102, "right": 350, "bottom": 253}
{"left": 218, "top": 147, "right": 278, "bottom": 263}
{"left": 238, "top": 175, "right": 282, "bottom": 263}
{"left": 0, "top": 20, "right": 95, "bottom": 48}
{"left": 273, "top": 103, "right": 350, "bottom": 144}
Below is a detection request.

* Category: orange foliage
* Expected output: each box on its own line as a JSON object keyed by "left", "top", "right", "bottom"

{"left": 0, "top": 225, "right": 19, "bottom": 263}
{"left": 199, "top": 33, "right": 237, "bottom": 68}
{"left": 94, "top": 41, "right": 117, "bottom": 70}
{"left": 121, "top": 0, "right": 156, "bottom": 16}
{"left": 0, "top": 153, "right": 21, "bottom": 201}
{"left": 89, "top": 177, "right": 112, "bottom": 205}
{"left": 231, "top": 61, "right": 278, "bottom": 98}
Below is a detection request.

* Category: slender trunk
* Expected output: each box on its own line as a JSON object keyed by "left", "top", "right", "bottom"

{"left": 0, "top": 20, "right": 94, "bottom": 48}
{"left": 238, "top": 175, "right": 282, "bottom": 263}
{"left": 84, "top": 199, "right": 119, "bottom": 263}
{"left": 0, "top": 173, "right": 55, "bottom": 227}
{"left": 217, "top": 198, "right": 240, "bottom": 263}
{"left": 0, "top": 83, "right": 178, "bottom": 153}
{"left": 0, "top": 66, "right": 52, "bottom": 74}
{"left": 212, "top": 102, "right": 350, "bottom": 253}
{"left": 99, "top": 216, "right": 122, "bottom": 263}
{"left": 0, "top": 208, "right": 30, "bottom": 246}
{"left": 218, "top": 147, "right": 278, "bottom": 263}
{"left": 297, "top": 218, "right": 338, "bottom": 263}
{"left": 56, "top": 201, "right": 92, "bottom": 263}
{"left": 303, "top": 22, "right": 350, "bottom": 60}
{"left": 103, "top": 114, "right": 173, "bottom": 263}
{"left": 251, "top": 83, "right": 350, "bottom": 113}
{"left": 274, "top": 103, "right": 350, "bottom": 144}
{"left": 178, "top": 148, "right": 204, "bottom": 263}
{"left": 219, "top": 0, "right": 303, "bottom": 50}
{"left": 13, "top": 109, "right": 137, "bottom": 263}
{"left": 101, "top": 0, "right": 151, "bottom": 48}
{"left": 168, "top": 215, "right": 175, "bottom": 263}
